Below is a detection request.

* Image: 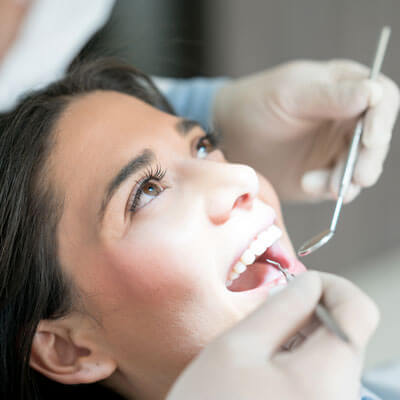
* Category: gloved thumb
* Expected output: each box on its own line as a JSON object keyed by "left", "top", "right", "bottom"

{"left": 298, "top": 79, "right": 383, "bottom": 119}
{"left": 227, "top": 271, "right": 322, "bottom": 359}
{"left": 301, "top": 167, "right": 361, "bottom": 202}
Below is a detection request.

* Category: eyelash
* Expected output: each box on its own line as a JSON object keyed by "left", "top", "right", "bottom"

{"left": 128, "top": 165, "right": 166, "bottom": 213}
{"left": 128, "top": 131, "right": 220, "bottom": 214}
{"left": 203, "top": 129, "right": 221, "bottom": 148}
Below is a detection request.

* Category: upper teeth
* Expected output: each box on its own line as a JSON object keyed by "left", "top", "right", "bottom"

{"left": 226, "top": 225, "right": 282, "bottom": 286}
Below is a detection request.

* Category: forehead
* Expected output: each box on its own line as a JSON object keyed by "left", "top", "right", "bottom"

{"left": 53, "top": 90, "right": 180, "bottom": 162}
{"left": 50, "top": 90, "right": 183, "bottom": 236}
{"left": 50, "top": 89, "right": 182, "bottom": 183}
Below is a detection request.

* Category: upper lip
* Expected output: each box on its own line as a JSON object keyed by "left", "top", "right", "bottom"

{"left": 225, "top": 221, "right": 276, "bottom": 282}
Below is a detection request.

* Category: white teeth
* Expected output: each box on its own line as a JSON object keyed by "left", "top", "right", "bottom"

{"left": 240, "top": 249, "right": 256, "bottom": 265}
{"left": 226, "top": 224, "right": 283, "bottom": 288}
{"left": 239, "top": 225, "right": 282, "bottom": 267}
{"left": 257, "top": 225, "right": 282, "bottom": 249}
{"left": 230, "top": 272, "right": 240, "bottom": 280}
{"left": 249, "top": 239, "right": 267, "bottom": 256}
{"left": 227, "top": 263, "right": 247, "bottom": 286}
{"left": 233, "top": 261, "right": 247, "bottom": 274}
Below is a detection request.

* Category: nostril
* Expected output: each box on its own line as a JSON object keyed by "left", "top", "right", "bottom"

{"left": 233, "top": 193, "right": 252, "bottom": 210}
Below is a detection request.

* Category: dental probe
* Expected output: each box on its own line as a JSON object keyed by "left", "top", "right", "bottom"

{"left": 266, "top": 259, "right": 350, "bottom": 343}
{"left": 297, "top": 26, "right": 391, "bottom": 257}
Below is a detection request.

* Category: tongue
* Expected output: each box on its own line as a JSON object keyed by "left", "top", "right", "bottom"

{"left": 228, "top": 258, "right": 285, "bottom": 292}
{"left": 228, "top": 262, "right": 271, "bottom": 292}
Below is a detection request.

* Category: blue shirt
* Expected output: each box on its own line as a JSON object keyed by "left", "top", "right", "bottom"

{"left": 361, "top": 385, "right": 382, "bottom": 399}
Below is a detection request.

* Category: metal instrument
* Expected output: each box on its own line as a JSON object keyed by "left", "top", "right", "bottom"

{"left": 297, "top": 26, "right": 391, "bottom": 257}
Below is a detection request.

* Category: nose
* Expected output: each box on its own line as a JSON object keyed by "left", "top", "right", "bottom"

{"left": 205, "top": 163, "right": 259, "bottom": 225}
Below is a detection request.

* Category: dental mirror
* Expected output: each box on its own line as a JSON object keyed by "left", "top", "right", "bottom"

{"left": 297, "top": 229, "right": 334, "bottom": 257}
{"left": 297, "top": 26, "right": 391, "bottom": 258}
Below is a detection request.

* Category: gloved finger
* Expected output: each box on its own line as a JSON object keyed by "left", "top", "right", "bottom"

{"left": 225, "top": 271, "right": 322, "bottom": 361}
{"left": 329, "top": 155, "right": 362, "bottom": 203}
{"left": 329, "top": 60, "right": 400, "bottom": 147}
{"left": 362, "top": 77, "right": 400, "bottom": 148}
{"left": 296, "top": 78, "right": 382, "bottom": 120}
{"left": 292, "top": 272, "right": 380, "bottom": 356}
{"left": 352, "top": 145, "right": 388, "bottom": 187}
{"left": 274, "top": 272, "right": 379, "bottom": 392}
{"left": 301, "top": 169, "right": 334, "bottom": 201}
{"left": 302, "top": 165, "right": 361, "bottom": 203}
{"left": 328, "top": 59, "right": 370, "bottom": 80}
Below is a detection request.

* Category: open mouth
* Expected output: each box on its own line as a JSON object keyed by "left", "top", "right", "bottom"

{"left": 226, "top": 225, "right": 294, "bottom": 292}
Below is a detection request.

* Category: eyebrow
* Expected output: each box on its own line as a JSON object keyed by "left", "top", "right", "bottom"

{"left": 175, "top": 118, "right": 203, "bottom": 136}
{"left": 98, "top": 149, "right": 154, "bottom": 223}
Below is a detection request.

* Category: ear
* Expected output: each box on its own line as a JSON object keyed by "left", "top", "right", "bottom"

{"left": 30, "top": 317, "right": 117, "bottom": 385}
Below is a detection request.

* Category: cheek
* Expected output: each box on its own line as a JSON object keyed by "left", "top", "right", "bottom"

{"left": 256, "top": 171, "right": 295, "bottom": 252}
{"left": 257, "top": 172, "right": 282, "bottom": 216}
{"left": 102, "top": 222, "right": 208, "bottom": 308}
{"left": 85, "top": 233, "right": 217, "bottom": 372}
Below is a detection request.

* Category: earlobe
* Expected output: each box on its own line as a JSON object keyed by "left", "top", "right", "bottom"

{"left": 30, "top": 321, "right": 117, "bottom": 385}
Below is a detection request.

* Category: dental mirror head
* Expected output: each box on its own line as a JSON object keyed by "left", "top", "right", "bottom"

{"left": 297, "top": 229, "right": 334, "bottom": 257}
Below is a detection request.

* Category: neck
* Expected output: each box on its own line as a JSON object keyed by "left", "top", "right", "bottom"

{"left": 106, "top": 363, "right": 183, "bottom": 400}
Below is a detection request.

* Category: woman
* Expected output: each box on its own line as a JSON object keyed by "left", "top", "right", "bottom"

{"left": 0, "top": 58, "right": 380, "bottom": 400}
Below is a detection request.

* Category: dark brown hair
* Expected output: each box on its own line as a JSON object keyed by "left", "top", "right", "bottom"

{"left": 0, "top": 58, "right": 173, "bottom": 399}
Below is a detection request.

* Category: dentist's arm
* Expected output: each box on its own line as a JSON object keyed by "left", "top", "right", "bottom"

{"left": 166, "top": 271, "right": 379, "bottom": 400}
{"left": 0, "top": 0, "right": 32, "bottom": 63}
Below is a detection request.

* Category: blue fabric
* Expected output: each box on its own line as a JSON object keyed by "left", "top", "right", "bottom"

{"left": 361, "top": 384, "right": 382, "bottom": 399}
{"left": 154, "top": 77, "right": 228, "bottom": 130}
{"left": 362, "top": 362, "right": 400, "bottom": 400}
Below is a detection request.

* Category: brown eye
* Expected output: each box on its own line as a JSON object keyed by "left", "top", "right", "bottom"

{"left": 129, "top": 179, "right": 165, "bottom": 213}
{"left": 142, "top": 181, "right": 163, "bottom": 196}
{"left": 196, "top": 137, "right": 215, "bottom": 159}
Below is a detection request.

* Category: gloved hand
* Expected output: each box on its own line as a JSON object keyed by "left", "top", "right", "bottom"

{"left": 166, "top": 271, "right": 379, "bottom": 400}
{"left": 213, "top": 60, "right": 400, "bottom": 202}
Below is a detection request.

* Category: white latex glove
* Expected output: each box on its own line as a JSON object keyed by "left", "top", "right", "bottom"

{"left": 213, "top": 60, "right": 400, "bottom": 202}
{"left": 166, "top": 271, "right": 379, "bottom": 400}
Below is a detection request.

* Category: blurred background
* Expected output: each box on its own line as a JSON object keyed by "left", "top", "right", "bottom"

{"left": 80, "top": 0, "right": 400, "bottom": 369}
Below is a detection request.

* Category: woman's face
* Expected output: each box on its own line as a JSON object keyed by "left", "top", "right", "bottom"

{"left": 50, "top": 90, "right": 306, "bottom": 393}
